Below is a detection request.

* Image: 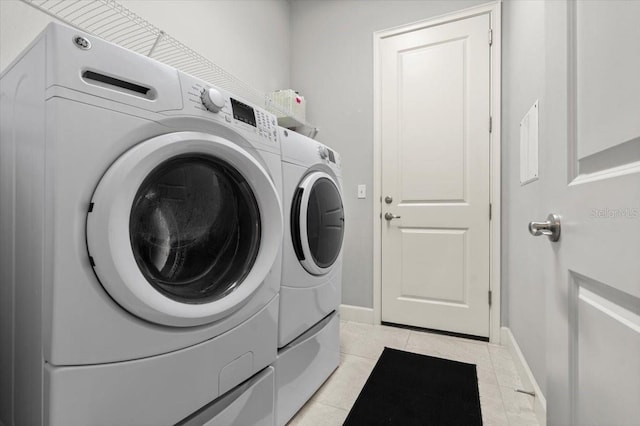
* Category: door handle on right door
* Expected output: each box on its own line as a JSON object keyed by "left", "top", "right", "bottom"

{"left": 528, "top": 213, "right": 561, "bottom": 242}
{"left": 384, "top": 212, "right": 401, "bottom": 221}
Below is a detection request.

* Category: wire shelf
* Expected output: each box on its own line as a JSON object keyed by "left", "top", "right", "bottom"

{"left": 20, "top": 0, "right": 317, "bottom": 137}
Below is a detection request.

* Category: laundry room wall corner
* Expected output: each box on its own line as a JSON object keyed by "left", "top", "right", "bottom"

{"left": 0, "top": 0, "right": 291, "bottom": 93}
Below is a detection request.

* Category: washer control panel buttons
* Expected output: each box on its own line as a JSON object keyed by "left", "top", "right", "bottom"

{"left": 255, "top": 109, "right": 277, "bottom": 143}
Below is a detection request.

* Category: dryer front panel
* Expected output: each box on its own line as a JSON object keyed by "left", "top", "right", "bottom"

{"left": 87, "top": 131, "right": 283, "bottom": 327}
{"left": 291, "top": 172, "right": 344, "bottom": 276}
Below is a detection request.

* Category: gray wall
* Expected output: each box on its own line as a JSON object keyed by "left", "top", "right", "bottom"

{"left": 501, "top": 0, "right": 547, "bottom": 393}
{"left": 0, "top": 0, "right": 290, "bottom": 93}
{"left": 289, "top": 0, "right": 486, "bottom": 307}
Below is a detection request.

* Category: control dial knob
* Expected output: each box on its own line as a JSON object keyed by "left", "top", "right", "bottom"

{"left": 201, "top": 87, "right": 225, "bottom": 113}
{"left": 318, "top": 145, "right": 329, "bottom": 159}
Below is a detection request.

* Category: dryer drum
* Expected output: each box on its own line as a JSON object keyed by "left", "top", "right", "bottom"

{"left": 129, "top": 155, "right": 261, "bottom": 304}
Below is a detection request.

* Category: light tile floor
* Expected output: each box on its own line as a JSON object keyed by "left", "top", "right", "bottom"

{"left": 288, "top": 321, "right": 540, "bottom": 426}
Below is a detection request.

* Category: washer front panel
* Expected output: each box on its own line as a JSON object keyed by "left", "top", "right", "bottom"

{"left": 87, "top": 131, "right": 283, "bottom": 327}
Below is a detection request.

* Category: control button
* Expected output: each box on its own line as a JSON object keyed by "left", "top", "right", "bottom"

{"left": 201, "top": 87, "right": 225, "bottom": 113}
{"left": 225, "top": 115, "right": 231, "bottom": 123}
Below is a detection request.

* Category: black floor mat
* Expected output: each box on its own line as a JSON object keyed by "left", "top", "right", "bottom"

{"left": 343, "top": 347, "right": 482, "bottom": 425}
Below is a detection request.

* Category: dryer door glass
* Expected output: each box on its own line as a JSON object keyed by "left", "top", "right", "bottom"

{"left": 306, "top": 178, "right": 344, "bottom": 268}
{"left": 129, "top": 155, "right": 261, "bottom": 303}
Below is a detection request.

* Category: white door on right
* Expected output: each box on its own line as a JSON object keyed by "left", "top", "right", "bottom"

{"left": 544, "top": 1, "right": 640, "bottom": 424}
{"left": 379, "top": 13, "right": 492, "bottom": 337}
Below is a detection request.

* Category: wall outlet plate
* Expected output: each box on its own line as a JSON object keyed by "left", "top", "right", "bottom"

{"left": 357, "top": 184, "right": 366, "bottom": 199}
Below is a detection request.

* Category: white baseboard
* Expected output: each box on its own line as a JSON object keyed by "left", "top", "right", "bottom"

{"left": 501, "top": 327, "right": 547, "bottom": 426}
{"left": 339, "top": 304, "right": 374, "bottom": 324}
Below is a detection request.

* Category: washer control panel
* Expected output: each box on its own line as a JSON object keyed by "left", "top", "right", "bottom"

{"left": 179, "top": 72, "right": 279, "bottom": 145}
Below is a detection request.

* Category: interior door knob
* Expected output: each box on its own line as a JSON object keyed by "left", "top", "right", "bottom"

{"left": 528, "top": 213, "right": 561, "bottom": 242}
{"left": 384, "top": 212, "right": 401, "bottom": 221}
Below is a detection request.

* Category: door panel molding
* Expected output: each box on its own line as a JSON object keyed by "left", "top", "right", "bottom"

{"left": 568, "top": 271, "right": 640, "bottom": 424}
{"left": 372, "top": 1, "right": 501, "bottom": 343}
{"left": 568, "top": 0, "right": 640, "bottom": 182}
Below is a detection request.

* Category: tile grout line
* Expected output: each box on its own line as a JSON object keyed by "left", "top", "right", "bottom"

{"left": 308, "top": 399, "right": 351, "bottom": 414}
{"left": 338, "top": 350, "right": 384, "bottom": 362}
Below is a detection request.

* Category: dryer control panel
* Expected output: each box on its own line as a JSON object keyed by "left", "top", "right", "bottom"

{"left": 317, "top": 145, "right": 337, "bottom": 164}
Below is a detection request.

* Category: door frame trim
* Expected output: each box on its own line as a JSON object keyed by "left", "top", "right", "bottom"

{"left": 372, "top": 1, "right": 502, "bottom": 343}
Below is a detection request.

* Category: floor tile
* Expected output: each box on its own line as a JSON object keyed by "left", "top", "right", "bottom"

{"left": 476, "top": 364, "right": 499, "bottom": 386}
{"left": 481, "top": 398, "right": 510, "bottom": 426}
{"left": 406, "top": 330, "right": 493, "bottom": 370}
{"left": 339, "top": 322, "right": 410, "bottom": 359}
{"left": 479, "top": 381, "right": 504, "bottom": 402}
{"left": 489, "top": 345, "right": 524, "bottom": 388}
{"left": 500, "top": 386, "right": 534, "bottom": 414}
{"left": 287, "top": 401, "right": 348, "bottom": 426}
{"left": 310, "top": 353, "right": 376, "bottom": 411}
{"left": 506, "top": 411, "right": 540, "bottom": 426}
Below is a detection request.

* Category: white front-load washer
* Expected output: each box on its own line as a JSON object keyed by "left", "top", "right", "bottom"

{"left": 274, "top": 128, "right": 345, "bottom": 425}
{"left": 0, "top": 23, "right": 282, "bottom": 426}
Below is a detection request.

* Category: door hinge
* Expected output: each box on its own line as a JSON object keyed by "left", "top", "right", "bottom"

{"left": 489, "top": 203, "right": 492, "bottom": 220}
{"left": 488, "top": 290, "right": 493, "bottom": 306}
{"left": 489, "top": 116, "right": 492, "bottom": 133}
{"left": 489, "top": 29, "right": 493, "bottom": 46}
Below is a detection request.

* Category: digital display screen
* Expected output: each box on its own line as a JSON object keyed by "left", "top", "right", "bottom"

{"left": 328, "top": 149, "right": 335, "bottom": 163}
{"left": 231, "top": 98, "right": 256, "bottom": 127}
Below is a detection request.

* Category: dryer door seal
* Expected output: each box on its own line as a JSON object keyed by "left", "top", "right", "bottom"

{"left": 87, "top": 131, "right": 283, "bottom": 327}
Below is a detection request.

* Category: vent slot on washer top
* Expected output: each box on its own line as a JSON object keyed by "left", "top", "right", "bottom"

{"left": 82, "top": 70, "right": 155, "bottom": 99}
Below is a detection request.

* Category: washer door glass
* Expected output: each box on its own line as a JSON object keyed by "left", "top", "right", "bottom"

{"left": 129, "top": 155, "right": 260, "bottom": 303}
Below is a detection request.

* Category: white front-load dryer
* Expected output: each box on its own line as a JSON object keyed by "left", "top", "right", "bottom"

{"left": 274, "top": 128, "right": 345, "bottom": 425}
{"left": 278, "top": 128, "right": 345, "bottom": 348}
{"left": 0, "top": 23, "right": 282, "bottom": 426}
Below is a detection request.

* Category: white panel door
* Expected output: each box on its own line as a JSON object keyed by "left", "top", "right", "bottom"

{"left": 380, "top": 13, "right": 491, "bottom": 337}
{"left": 544, "top": 1, "right": 640, "bottom": 424}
